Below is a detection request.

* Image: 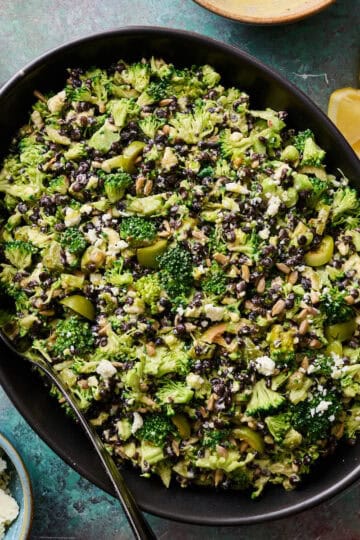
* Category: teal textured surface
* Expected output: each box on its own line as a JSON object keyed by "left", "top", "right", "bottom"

{"left": 0, "top": 1, "right": 360, "bottom": 538}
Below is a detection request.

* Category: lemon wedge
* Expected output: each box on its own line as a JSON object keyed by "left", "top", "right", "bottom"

{"left": 328, "top": 87, "right": 360, "bottom": 157}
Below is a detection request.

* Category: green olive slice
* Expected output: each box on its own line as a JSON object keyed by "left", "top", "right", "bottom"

{"left": 304, "top": 235, "right": 334, "bottom": 267}
{"left": 325, "top": 319, "right": 356, "bottom": 342}
{"left": 232, "top": 426, "right": 264, "bottom": 453}
{"left": 136, "top": 240, "right": 167, "bottom": 269}
{"left": 60, "top": 295, "right": 96, "bottom": 321}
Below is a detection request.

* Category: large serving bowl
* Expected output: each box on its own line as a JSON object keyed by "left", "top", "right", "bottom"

{"left": 0, "top": 27, "right": 359, "bottom": 526}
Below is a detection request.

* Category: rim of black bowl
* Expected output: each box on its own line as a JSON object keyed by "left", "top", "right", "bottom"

{"left": 0, "top": 26, "right": 359, "bottom": 526}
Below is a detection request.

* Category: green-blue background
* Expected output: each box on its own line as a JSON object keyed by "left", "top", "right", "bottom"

{"left": 0, "top": 1, "right": 359, "bottom": 538}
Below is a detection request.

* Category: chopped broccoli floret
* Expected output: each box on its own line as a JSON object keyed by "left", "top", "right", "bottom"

{"left": 121, "top": 62, "right": 150, "bottom": 93}
{"left": 105, "top": 259, "right": 133, "bottom": 287}
{"left": 265, "top": 413, "right": 291, "bottom": 442}
{"left": 331, "top": 187, "right": 360, "bottom": 227}
{"left": 310, "top": 354, "right": 335, "bottom": 377}
{"left": 292, "top": 391, "right": 342, "bottom": 442}
{"left": 99, "top": 170, "right": 132, "bottom": 203}
{"left": 52, "top": 316, "right": 94, "bottom": 358}
{"left": 60, "top": 227, "right": 87, "bottom": 255}
{"left": 119, "top": 216, "right": 157, "bottom": 247}
{"left": 202, "top": 428, "right": 231, "bottom": 449}
{"left": 156, "top": 380, "right": 194, "bottom": 406}
{"left": 4, "top": 240, "right": 37, "bottom": 269}
{"left": 158, "top": 244, "right": 193, "bottom": 298}
{"left": 68, "top": 68, "right": 109, "bottom": 111}
{"left": 339, "top": 364, "right": 360, "bottom": 398}
{"left": 201, "top": 65, "right": 221, "bottom": 88}
{"left": 134, "top": 273, "right": 162, "bottom": 313}
{"left": 301, "top": 138, "right": 326, "bottom": 167}
{"left": 201, "top": 262, "right": 227, "bottom": 296}
{"left": 293, "top": 129, "right": 315, "bottom": 153}
{"left": 73, "top": 386, "right": 96, "bottom": 411}
{"left": 108, "top": 98, "right": 140, "bottom": 128}
{"left": 48, "top": 175, "right": 69, "bottom": 195}
{"left": 136, "top": 413, "right": 173, "bottom": 446}
{"left": 307, "top": 176, "right": 328, "bottom": 207}
{"left": 138, "top": 115, "right": 164, "bottom": 139}
{"left": 320, "top": 287, "right": 354, "bottom": 324}
{"left": 245, "top": 379, "right": 285, "bottom": 416}
{"left": 169, "top": 102, "right": 218, "bottom": 144}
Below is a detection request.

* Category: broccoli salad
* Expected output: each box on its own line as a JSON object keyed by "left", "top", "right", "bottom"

{"left": 0, "top": 453, "right": 19, "bottom": 538}
{"left": 0, "top": 58, "right": 360, "bottom": 498}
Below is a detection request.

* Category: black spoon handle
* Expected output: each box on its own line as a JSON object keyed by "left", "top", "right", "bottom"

{"left": 2, "top": 336, "right": 156, "bottom": 540}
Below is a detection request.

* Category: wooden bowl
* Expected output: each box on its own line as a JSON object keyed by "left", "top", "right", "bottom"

{"left": 193, "top": 0, "right": 335, "bottom": 24}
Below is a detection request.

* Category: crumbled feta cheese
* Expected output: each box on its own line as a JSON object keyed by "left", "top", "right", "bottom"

{"left": 86, "top": 229, "right": 98, "bottom": 244}
{"left": 96, "top": 360, "right": 117, "bottom": 379}
{"left": 0, "top": 489, "right": 19, "bottom": 528}
{"left": 64, "top": 207, "right": 81, "bottom": 227}
{"left": 176, "top": 306, "right": 185, "bottom": 316}
{"left": 87, "top": 376, "right": 98, "bottom": 388}
{"left": 258, "top": 228, "right": 270, "bottom": 240}
{"left": 266, "top": 195, "right": 281, "bottom": 216}
{"left": 107, "top": 240, "right": 128, "bottom": 257}
{"left": 254, "top": 356, "right": 276, "bottom": 376}
{"left": 328, "top": 415, "right": 335, "bottom": 422}
{"left": 315, "top": 400, "right": 332, "bottom": 415}
{"left": 204, "top": 304, "right": 225, "bottom": 322}
{"left": 80, "top": 204, "right": 93, "bottom": 215}
{"left": 131, "top": 412, "right": 143, "bottom": 434}
{"left": 186, "top": 373, "right": 204, "bottom": 390}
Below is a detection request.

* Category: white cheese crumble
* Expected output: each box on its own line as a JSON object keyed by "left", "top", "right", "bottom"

{"left": 186, "top": 373, "right": 204, "bottom": 390}
{"left": 64, "top": 207, "right": 81, "bottom": 227}
{"left": 131, "top": 412, "right": 143, "bottom": 434}
{"left": 204, "top": 304, "right": 225, "bottom": 322}
{"left": 258, "top": 228, "right": 270, "bottom": 240}
{"left": 266, "top": 195, "right": 281, "bottom": 216}
{"left": 0, "top": 456, "right": 19, "bottom": 538}
{"left": 254, "top": 356, "right": 276, "bottom": 376}
{"left": 96, "top": 360, "right": 117, "bottom": 379}
{"left": 310, "top": 400, "right": 333, "bottom": 417}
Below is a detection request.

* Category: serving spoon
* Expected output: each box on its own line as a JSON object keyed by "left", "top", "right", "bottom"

{"left": 0, "top": 333, "right": 156, "bottom": 540}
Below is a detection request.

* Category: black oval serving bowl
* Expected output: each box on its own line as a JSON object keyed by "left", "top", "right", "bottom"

{"left": 0, "top": 27, "right": 359, "bottom": 526}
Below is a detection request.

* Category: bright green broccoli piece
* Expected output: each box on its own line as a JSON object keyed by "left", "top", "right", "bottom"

{"left": 60, "top": 227, "right": 87, "bottom": 255}
{"left": 245, "top": 379, "right": 285, "bottom": 416}
{"left": 201, "top": 262, "right": 227, "bottom": 296}
{"left": 292, "top": 391, "right": 342, "bottom": 442}
{"left": 292, "top": 129, "right": 314, "bottom": 153}
{"left": 121, "top": 62, "right": 150, "bottom": 93}
{"left": 231, "top": 469, "right": 251, "bottom": 490}
{"left": 18, "top": 137, "right": 50, "bottom": 167}
{"left": 265, "top": 413, "right": 291, "bottom": 442}
{"left": 331, "top": 187, "right": 360, "bottom": 227}
{"left": 158, "top": 244, "right": 193, "bottom": 298}
{"left": 134, "top": 273, "right": 162, "bottom": 313}
{"left": 93, "top": 325, "right": 134, "bottom": 360}
{"left": 201, "top": 65, "right": 221, "bottom": 88}
{"left": 98, "top": 170, "right": 132, "bottom": 203}
{"left": 48, "top": 175, "right": 69, "bottom": 195}
{"left": 169, "top": 102, "right": 218, "bottom": 144}
{"left": 52, "top": 316, "right": 94, "bottom": 358}
{"left": 119, "top": 216, "right": 157, "bottom": 247}
{"left": 136, "top": 413, "right": 173, "bottom": 446}
{"left": 301, "top": 137, "right": 326, "bottom": 167}
{"left": 320, "top": 287, "right": 354, "bottom": 324}
{"left": 156, "top": 380, "right": 194, "bottom": 406}
{"left": 339, "top": 364, "right": 360, "bottom": 398}
{"left": 0, "top": 163, "right": 45, "bottom": 201}
{"left": 68, "top": 68, "right": 109, "bottom": 110}
{"left": 344, "top": 405, "right": 360, "bottom": 439}
{"left": 4, "top": 240, "right": 37, "bottom": 269}
{"left": 310, "top": 354, "right": 335, "bottom": 377}
{"left": 105, "top": 259, "right": 133, "bottom": 287}
{"left": 202, "top": 428, "right": 231, "bottom": 449}
{"left": 138, "top": 115, "right": 164, "bottom": 139}
{"left": 72, "top": 386, "right": 96, "bottom": 412}
{"left": 108, "top": 98, "right": 140, "bottom": 128}
{"left": 307, "top": 176, "right": 328, "bottom": 207}
{"left": 143, "top": 345, "right": 190, "bottom": 377}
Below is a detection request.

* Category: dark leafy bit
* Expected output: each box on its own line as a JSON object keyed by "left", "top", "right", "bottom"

{"left": 0, "top": 58, "right": 360, "bottom": 499}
